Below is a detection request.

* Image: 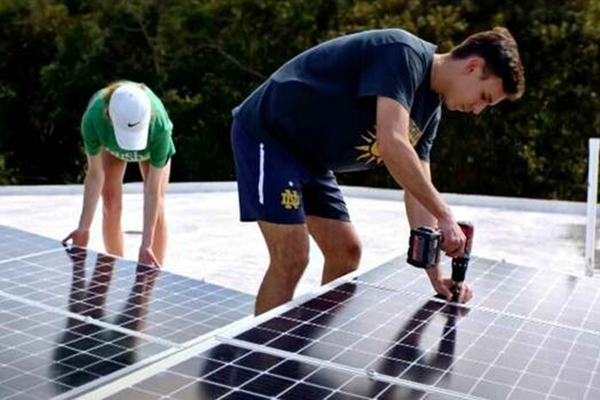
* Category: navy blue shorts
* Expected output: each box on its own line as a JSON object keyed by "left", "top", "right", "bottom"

{"left": 231, "top": 118, "right": 350, "bottom": 224}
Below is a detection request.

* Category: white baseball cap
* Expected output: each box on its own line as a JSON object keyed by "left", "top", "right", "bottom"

{"left": 108, "top": 84, "right": 151, "bottom": 151}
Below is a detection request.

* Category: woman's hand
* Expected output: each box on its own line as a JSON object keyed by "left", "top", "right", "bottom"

{"left": 138, "top": 246, "right": 160, "bottom": 267}
{"left": 63, "top": 229, "right": 90, "bottom": 248}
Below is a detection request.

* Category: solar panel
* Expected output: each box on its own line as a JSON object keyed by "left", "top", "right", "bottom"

{"left": 0, "top": 225, "right": 64, "bottom": 263}
{"left": 226, "top": 281, "right": 600, "bottom": 399}
{"left": 0, "top": 225, "right": 256, "bottom": 399}
{"left": 355, "top": 256, "right": 600, "bottom": 333}
{"left": 100, "top": 255, "right": 600, "bottom": 400}
{"left": 0, "top": 242, "right": 254, "bottom": 345}
{"left": 0, "top": 295, "right": 171, "bottom": 400}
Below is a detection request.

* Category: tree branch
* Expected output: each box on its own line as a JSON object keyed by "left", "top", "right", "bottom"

{"left": 198, "top": 42, "right": 266, "bottom": 80}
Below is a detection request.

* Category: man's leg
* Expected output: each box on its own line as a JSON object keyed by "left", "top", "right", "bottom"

{"left": 101, "top": 150, "right": 127, "bottom": 257}
{"left": 138, "top": 160, "right": 171, "bottom": 265}
{"left": 255, "top": 221, "right": 310, "bottom": 315}
{"left": 230, "top": 117, "right": 312, "bottom": 315}
{"left": 307, "top": 216, "right": 362, "bottom": 285}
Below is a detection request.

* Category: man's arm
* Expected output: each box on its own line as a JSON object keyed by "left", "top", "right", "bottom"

{"left": 404, "top": 161, "right": 453, "bottom": 299}
{"left": 376, "top": 96, "right": 465, "bottom": 256}
{"left": 64, "top": 154, "right": 104, "bottom": 247}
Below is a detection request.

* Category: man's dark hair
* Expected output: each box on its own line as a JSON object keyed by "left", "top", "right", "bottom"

{"left": 450, "top": 27, "right": 525, "bottom": 101}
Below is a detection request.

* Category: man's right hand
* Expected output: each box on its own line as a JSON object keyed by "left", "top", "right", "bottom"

{"left": 63, "top": 228, "right": 90, "bottom": 248}
{"left": 438, "top": 216, "right": 466, "bottom": 258}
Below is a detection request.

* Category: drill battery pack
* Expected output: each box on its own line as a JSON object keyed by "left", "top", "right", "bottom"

{"left": 407, "top": 227, "right": 441, "bottom": 269}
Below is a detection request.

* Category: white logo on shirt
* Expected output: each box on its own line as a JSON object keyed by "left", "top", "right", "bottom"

{"left": 107, "top": 149, "right": 150, "bottom": 162}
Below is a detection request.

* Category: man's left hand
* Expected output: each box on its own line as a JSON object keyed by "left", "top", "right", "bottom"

{"left": 431, "top": 278, "right": 473, "bottom": 304}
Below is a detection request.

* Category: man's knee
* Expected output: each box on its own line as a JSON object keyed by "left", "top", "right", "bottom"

{"left": 344, "top": 240, "right": 362, "bottom": 268}
{"left": 326, "top": 239, "right": 362, "bottom": 270}
{"left": 269, "top": 251, "right": 310, "bottom": 287}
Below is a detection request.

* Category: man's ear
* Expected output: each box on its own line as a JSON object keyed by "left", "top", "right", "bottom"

{"left": 464, "top": 56, "right": 485, "bottom": 74}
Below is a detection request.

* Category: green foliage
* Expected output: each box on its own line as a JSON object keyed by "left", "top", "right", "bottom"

{"left": 430, "top": 0, "right": 600, "bottom": 200}
{"left": 0, "top": 0, "right": 598, "bottom": 200}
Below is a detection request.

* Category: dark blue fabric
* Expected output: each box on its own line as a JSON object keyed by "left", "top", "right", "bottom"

{"left": 231, "top": 117, "right": 350, "bottom": 224}
{"left": 233, "top": 29, "right": 442, "bottom": 172}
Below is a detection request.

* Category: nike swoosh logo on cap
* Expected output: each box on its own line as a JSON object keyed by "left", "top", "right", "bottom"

{"left": 127, "top": 121, "right": 141, "bottom": 128}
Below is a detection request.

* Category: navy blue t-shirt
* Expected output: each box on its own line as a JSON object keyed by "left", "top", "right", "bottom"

{"left": 234, "top": 29, "right": 442, "bottom": 172}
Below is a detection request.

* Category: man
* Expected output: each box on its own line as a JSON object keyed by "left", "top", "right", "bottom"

{"left": 231, "top": 27, "right": 525, "bottom": 315}
{"left": 63, "top": 82, "right": 175, "bottom": 267}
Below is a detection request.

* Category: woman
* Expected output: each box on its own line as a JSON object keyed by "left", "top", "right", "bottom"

{"left": 64, "top": 81, "right": 175, "bottom": 267}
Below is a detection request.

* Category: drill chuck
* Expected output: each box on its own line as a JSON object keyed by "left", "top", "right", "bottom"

{"left": 451, "top": 257, "right": 469, "bottom": 282}
{"left": 451, "top": 221, "right": 474, "bottom": 284}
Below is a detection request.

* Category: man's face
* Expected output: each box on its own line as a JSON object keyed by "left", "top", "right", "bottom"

{"left": 443, "top": 57, "right": 507, "bottom": 115}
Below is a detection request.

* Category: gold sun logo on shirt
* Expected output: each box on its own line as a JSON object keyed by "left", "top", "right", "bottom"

{"left": 356, "top": 120, "right": 424, "bottom": 165}
{"left": 355, "top": 129, "right": 382, "bottom": 165}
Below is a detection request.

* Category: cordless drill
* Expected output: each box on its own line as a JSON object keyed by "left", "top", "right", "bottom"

{"left": 407, "top": 221, "right": 475, "bottom": 301}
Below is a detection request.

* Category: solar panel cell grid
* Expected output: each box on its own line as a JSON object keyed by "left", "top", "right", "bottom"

{"left": 106, "top": 343, "right": 433, "bottom": 400}
{"left": 0, "top": 225, "right": 257, "bottom": 399}
{"left": 0, "top": 226, "right": 64, "bottom": 263}
{"left": 0, "top": 297, "right": 170, "bottom": 400}
{"left": 0, "top": 246, "right": 254, "bottom": 345}
{"left": 355, "top": 256, "right": 600, "bottom": 334}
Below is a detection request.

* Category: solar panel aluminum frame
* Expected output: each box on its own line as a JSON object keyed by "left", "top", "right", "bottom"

{"left": 66, "top": 338, "right": 224, "bottom": 400}
{"left": 218, "top": 337, "right": 486, "bottom": 400}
